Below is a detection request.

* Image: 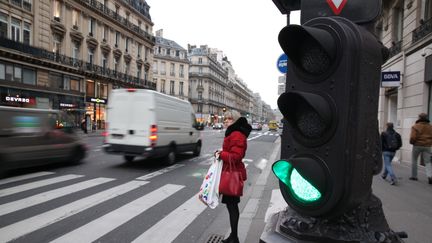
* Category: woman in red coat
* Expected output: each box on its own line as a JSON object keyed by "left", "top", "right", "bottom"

{"left": 215, "top": 111, "right": 251, "bottom": 243}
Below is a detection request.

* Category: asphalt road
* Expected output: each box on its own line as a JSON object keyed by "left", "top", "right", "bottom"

{"left": 0, "top": 127, "right": 281, "bottom": 243}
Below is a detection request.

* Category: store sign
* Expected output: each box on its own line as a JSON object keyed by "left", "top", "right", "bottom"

{"left": 86, "top": 97, "right": 107, "bottom": 104}
{"left": 381, "top": 71, "right": 401, "bottom": 87}
{"left": 5, "top": 96, "right": 31, "bottom": 103}
{"left": 60, "top": 103, "right": 76, "bottom": 108}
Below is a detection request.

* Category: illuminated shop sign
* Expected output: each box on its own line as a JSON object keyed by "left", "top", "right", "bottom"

{"left": 60, "top": 103, "right": 76, "bottom": 108}
{"left": 5, "top": 96, "right": 31, "bottom": 103}
{"left": 86, "top": 97, "right": 107, "bottom": 104}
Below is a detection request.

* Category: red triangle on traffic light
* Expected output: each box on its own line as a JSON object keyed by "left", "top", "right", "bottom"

{"left": 326, "top": 0, "right": 347, "bottom": 15}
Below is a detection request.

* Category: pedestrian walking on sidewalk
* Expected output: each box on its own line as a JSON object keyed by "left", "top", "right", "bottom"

{"left": 409, "top": 113, "right": 432, "bottom": 184}
{"left": 214, "top": 110, "right": 251, "bottom": 243}
{"left": 381, "top": 122, "right": 402, "bottom": 185}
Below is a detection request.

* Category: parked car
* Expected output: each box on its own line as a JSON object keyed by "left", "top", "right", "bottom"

{"left": 0, "top": 106, "right": 87, "bottom": 172}
{"left": 213, "top": 123, "right": 224, "bottom": 130}
{"left": 251, "top": 123, "right": 262, "bottom": 131}
{"left": 103, "top": 89, "right": 202, "bottom": 164}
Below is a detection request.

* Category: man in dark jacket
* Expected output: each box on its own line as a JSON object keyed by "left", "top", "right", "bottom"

{"left": 410, "top": 113, "right": 432, "bottom": 184}
{"left": 381, "top": 122, "right": 402, "bottom": 185}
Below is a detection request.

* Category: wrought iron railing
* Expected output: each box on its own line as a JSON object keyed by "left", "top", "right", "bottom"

{"left": 388, "top": 40, "right": 402, "bottom": 59}
{"left": 75, "top": 0, "right": 155, "bottom": 43}
{"left": 0, "top": 37, "right": 156, "bottom": 90}
{"left": 412, "top": 17, "right": 432, "bottom": 44}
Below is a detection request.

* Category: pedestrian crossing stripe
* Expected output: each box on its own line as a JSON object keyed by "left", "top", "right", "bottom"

{"left": 135, "top": 164, "right": 185, "bottom": 181}
{"left": 0, "top": 180, "right": 149, "bottom": 242}
{"left": 0, "top": 174, "right": 84, "bottom": 198}
{"left": 51, "top": 184, "right": 184, "bottom": 243}
{"left": 132, "top": 193, "right": 206, "bottom": 243}
{"left": 0, "top": 171, "right": 55, "bottom": 186}
{"left": 0, "top": 177, "right": 115, "bottom": 217}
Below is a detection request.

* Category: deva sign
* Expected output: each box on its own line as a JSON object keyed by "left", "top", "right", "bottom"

{"left": 381, "top": 71, "right": 400, "bottom": 87}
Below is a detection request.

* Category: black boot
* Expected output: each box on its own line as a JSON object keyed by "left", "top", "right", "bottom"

{"left": 221, "top": 234, "right": 239, "bottom": 243}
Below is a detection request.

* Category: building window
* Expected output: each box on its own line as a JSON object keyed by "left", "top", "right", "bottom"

{"left": 103, "top": 25, "right": 108, "bottom": 41}
{"left": 160, "top": 61, "right": 166, "bottom": 75}
{"left": 198, "top": 104, "right": 202, "bottom": 113}
{"left": 392, "top": 0, "right": 404, "bottom": 42}
{"left": 88, "top": 49, "right": 94, "bottom": 64}
{"left": 0, "top": 13, "right": 8, "bottom": 38}
{"left": 70, "top": 78, "right": 80, "bottom": 91}
{"left": 72, "top": 9, "right": 78, "bottom": 27}
{"left": 14, "top": 65, "right": 22, "bottom": 82}
{"left": 423, "top": 0, "right": 432, "bottom": 21}
{"left": 199, "top": 67, "right": 203, "bottom": 74}
{"left": 72, "top": 42, "right": 80, "bottom": 62}
{"left": 125, "top": 37, "right": 129, "bottom": 52}
{"left": 63, "top": 76, "right": 70, "bottom": 90}
{"left": 170, "top": 63, "right": 175, "bottom": 76}
{"left": 114, "top": 58, "right": 118, "bottom": 72}
{"left": 198, "top": 58, "right": 202, "bottom": 64}
{"left": 11, "top": 18, "right": 21, "bottom": 42}
{"left": 102, "top": 55, "right": 107, "bottom": 69}
{"left": 198, "top": 91, "right": 202, "bottom": 100}
{"left": 115, "top": 31, "right": 120, "bottom": 47}
{"left": 5, "top": 64, "right": 13, "bottom": 81}
{"left": 49, "top": 72, "right": 63, "bottom": 89}
{"left": 22, "top": 68, "right": 36, "bottom": 85}
{"left": 86, "top": 80, "right": 95, "bottom": 96}
{"left": 180, "top": 81, "right": 184, "bottom": 96}
{"left": 161, "top": 80, "right": 166, "bottom": 93}
{"left": 89, "top": 17, "right": 95, "bottom": 36}
{"left": 138, "top": 44, "right": 142, "bottom": 58}
{"left": 53, "top": 0, "right": 61, "bottom": 19}
{"left": 170, "top": 80, "right": 175, "bottom": 95}
{"left": 23, "top": 22, "right": 31, "bottom": 45}
{"left": 53, "top": 34, "right": 62, "bottom": 54}
{"left": 153, "top": 61, "right": 158, "bottom": 73}
{"left": 176, "top": 50, "right": 179, "bottom": 57}
{"left": 125, "top": 63, "right": 129, "bottom": 74}
{"left": 179, "top": 64, "right": 184, "bottom": 78}
{"left": 137, "top": 65, "right": 141, "bottom": 78}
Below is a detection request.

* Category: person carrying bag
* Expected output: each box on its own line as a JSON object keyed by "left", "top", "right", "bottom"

{"left": 214, "top": 111, "right": 251, "bottom": 243}
{"left": 198, "top": 157, "right": 223, "bottom": 209}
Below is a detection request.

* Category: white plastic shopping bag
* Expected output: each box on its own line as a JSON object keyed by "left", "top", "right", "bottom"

{"left": 198, "top": 158, "right": 223, "bottom": 209}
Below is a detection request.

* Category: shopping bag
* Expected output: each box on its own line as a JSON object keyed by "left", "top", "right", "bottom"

{"left": 219, "top": 158, "right": 244, "bottom": 196}
{"left": 198, "top": 158, "right": 222, "bottom": 209}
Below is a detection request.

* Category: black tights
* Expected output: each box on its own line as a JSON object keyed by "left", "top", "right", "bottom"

{"left": 226, "top": 202, "right": 239, "bottom": 237}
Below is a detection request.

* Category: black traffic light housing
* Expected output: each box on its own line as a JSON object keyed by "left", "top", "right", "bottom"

{"left": 274, "top": 16, "right": 383, "bottom": 218}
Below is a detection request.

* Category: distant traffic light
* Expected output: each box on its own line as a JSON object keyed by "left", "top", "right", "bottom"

{"left": 222, "top": 107, "right": 227, "bottom": 112}
{"left": 273, "top": 16, "right": 384, "bottom": 218}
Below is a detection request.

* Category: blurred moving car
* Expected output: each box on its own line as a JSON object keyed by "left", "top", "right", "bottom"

{"left": 251, "top": 123, "right": 262, "bottom": 131}
{"left": 212, "top": 123, "right": 223, "bottom": 130}
{"left": 0, "top": 106, "right": 87, "bottom": 172}
{"left": 103, "top": 89, "right": 202, "bottom": 165}
{"left": 268, "top": 120, "right": 279, "bottom": 131}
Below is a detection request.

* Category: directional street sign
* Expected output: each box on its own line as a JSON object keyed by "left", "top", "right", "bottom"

{"left": 277, "top": 54, "right": 288, "bottom": 74}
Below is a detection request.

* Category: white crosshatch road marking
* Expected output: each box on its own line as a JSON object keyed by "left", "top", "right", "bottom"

{"left": 132, "top": 193, "right": 207, "bottom": 243}
{"left": 50, "top": 184, "right": 184, "bottom": 243}
{"left": 0, "top": 180, "right": 149, "bottom": 242}
{"left": 0, "top": 171, "right": 55, "bottom": 186}
{"left": 0, "top": 177, "right": 115, "bottom": 216}
{"left": 0, "top": 174, "right": 84, "bottom": 198}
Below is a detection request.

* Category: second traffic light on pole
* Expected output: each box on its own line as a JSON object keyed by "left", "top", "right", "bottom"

{"left": 273, "top": 16, "right": 384, "bottom": 218}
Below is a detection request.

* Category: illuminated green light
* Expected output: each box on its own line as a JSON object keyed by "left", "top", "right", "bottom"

{"left": 273, "top": 160, "right": 322, "bottom": 203}
{"left": 291, "top": 169, "right": 321, "bottom": 202}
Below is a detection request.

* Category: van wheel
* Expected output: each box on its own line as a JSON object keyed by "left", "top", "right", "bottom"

{"left": 165, "top": 148, "right": 176, "bottom": 165}
{"left": 124, "top": 155, "right": 135, "bottom": 163}
{"left": 193, "top": 142, "right": 201, "bottom": 156}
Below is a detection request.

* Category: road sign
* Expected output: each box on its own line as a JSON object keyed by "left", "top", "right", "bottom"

{"left": 326, "top": 0, "right": 347, "bottom": 15}
{"left": 277, "top": 54, "right": 288, "bottom": 74}
{"left": 381, "top": 71, "right": 401, "bottom": 87}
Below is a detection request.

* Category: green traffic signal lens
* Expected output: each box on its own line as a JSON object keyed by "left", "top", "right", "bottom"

{"left": 272, "top": 160, "right": 322, "bottom": 203}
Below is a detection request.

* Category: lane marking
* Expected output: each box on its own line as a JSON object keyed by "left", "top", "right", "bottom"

{"left": 0, "top": 177, "right": 115, "bottom": 216}
{"left": 50, "top": 184, "right": 184, "bottom": 243}
{"left": 0, "top": 172, "right": 55, "bottom": 186}
{"left": 0, "top": 180, "right": 148, "bottom": 242}
{"left": 0, "top": 174, "right": 84, "bottom": 198}
{"left": 132, "top": 193, "right": 206, "bottom": 243}
{"left": 135, "top": 164, "right": 184, "bottom": 181}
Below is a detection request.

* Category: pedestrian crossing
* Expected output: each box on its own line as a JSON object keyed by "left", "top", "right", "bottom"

{"left": 0, "top": 166, "right": 282, "bottom": 243}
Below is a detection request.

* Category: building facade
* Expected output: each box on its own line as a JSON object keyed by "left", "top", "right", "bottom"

{"left": 152, "top": 29, "right": 189, "bottom": 101}
{"left": 378, "top": 0, "right": 432, "bottom": 165}
{"left": 0, "top": 0, "right": 156, "bottom": 129}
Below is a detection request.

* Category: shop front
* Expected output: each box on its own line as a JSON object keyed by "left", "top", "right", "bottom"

{"left": 85, "top": 97, "right": 107, "bottom": 130}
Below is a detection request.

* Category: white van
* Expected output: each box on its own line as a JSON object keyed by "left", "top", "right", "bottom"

{"left": 103, "top": 89, "right": 202, "bottom": 164}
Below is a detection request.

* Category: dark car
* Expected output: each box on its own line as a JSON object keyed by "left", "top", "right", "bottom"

{"left": 213, "top": 123, "right": 223, "bottom": 129}
{"left": 0, "top": 106, "right": 87, "bottom": 172}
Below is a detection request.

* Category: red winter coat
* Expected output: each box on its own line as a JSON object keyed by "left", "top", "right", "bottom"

{"left": 219, "top": 130, "right": 247, "bottom": 181}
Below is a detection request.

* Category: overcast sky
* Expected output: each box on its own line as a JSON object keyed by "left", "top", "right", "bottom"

{"left": 147, "top": 0, "right": 300, "bottom": 109}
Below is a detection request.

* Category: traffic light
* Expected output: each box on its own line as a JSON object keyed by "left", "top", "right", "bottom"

{"left": 273, "top": 16, "right": 384, "bottom": 218}
{"left": 222, "top": 107, "right": 227, "bottom": 112}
